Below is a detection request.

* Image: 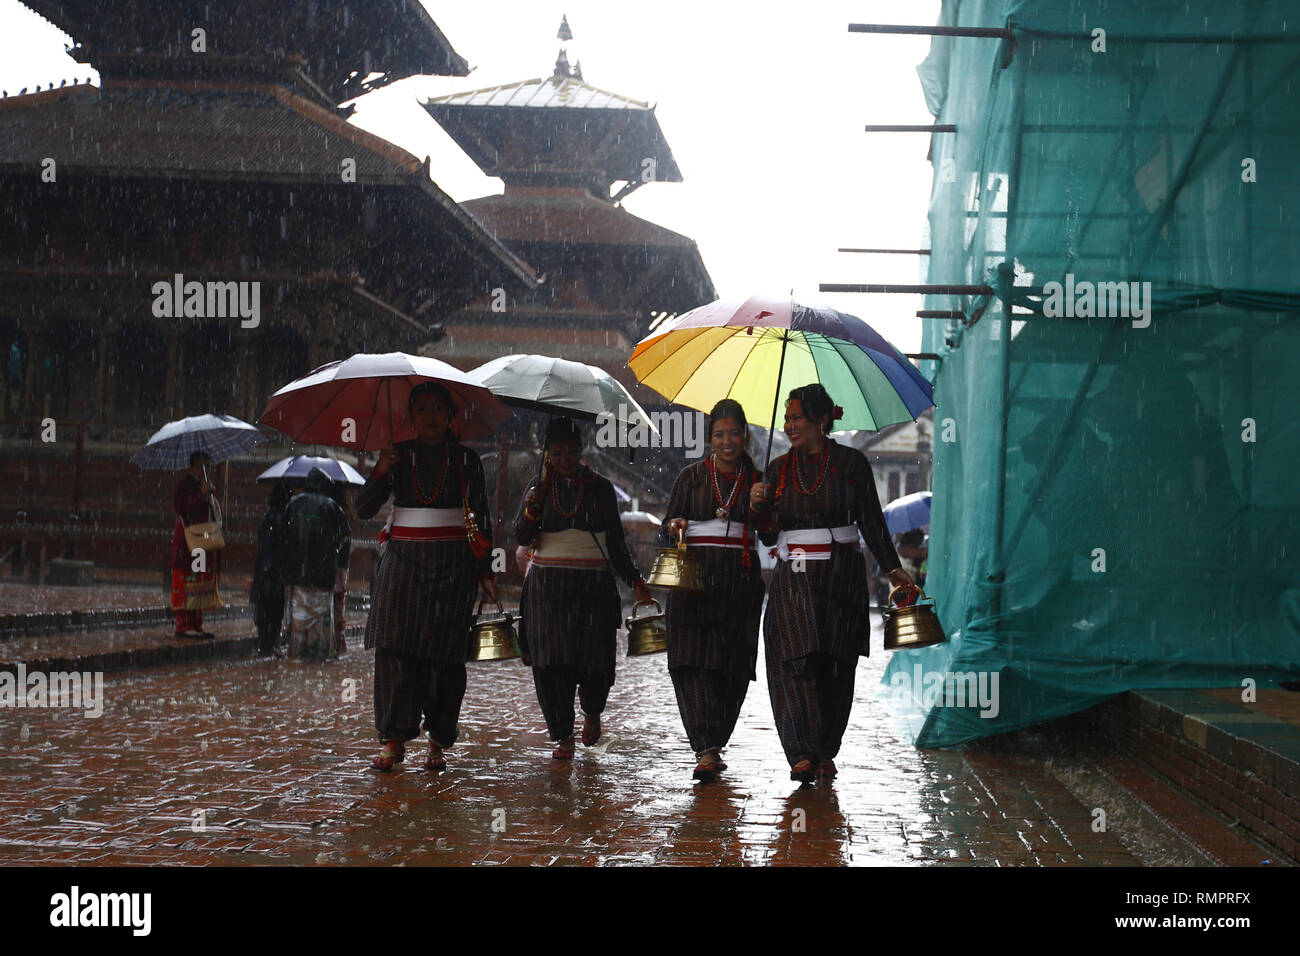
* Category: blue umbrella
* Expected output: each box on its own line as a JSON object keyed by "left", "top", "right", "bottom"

{"left": 257, "top": 455, "right": 366, "bottom": 486}
{"left": 131, "top": 414, "right": 262, "bottom": 470}
{"left": 883, "top": 490, "right": 931, "bottom": 535}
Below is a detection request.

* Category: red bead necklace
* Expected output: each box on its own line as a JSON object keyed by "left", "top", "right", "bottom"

{"left": 793, "top": 442, "right": 832, "bottom": 496}
{"left": 551, "top": 472, "right": 584, "bottom": 518}
{"left": 411, "top": 443, "right": 451, "bottom": 504}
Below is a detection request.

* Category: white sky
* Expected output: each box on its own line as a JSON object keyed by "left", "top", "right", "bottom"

{"left": 0, "top": 0, "right": 942, "bottom": 353}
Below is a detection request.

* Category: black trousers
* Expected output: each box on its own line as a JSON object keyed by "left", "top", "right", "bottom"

{"left": 373, "top": 649, "right": 466, "bottom": 746}
{"left": 531, "top": 665, "right": 611, "bottom": 742}
{"left": 670, "top": 666, "right": 749, "bottom": 753}
{"left": 765, "top": 651, "right": 857, "bottom": 767}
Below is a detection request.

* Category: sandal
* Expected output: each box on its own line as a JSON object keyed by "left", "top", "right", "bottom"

{"left": 581, "top": 712, "right": 601, "bottom": 747}
{"left": 423, "top": 741, "right": 447, "bottom": 772}
{"left": 370, "top": 740, "right": 405, "bottom": 772}
{"left": 790, "top": 758, "right": 816, "bottom": 784}
{"left": 817, "top": 759, "right": 838, "bottom": 779}
{"left": 692, "top": 749, "right": 721, "bottom": 782}
{"left": 552, "top": 736, "right": 575, "bottom": 760}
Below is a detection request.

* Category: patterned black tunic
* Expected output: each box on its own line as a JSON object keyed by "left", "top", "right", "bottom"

{"left": 660, "top": 458, "right": 765, "bottom": 680}
{"left": 759, "top": 439, "right": 901, "bottom": 663}
{"left": 357, "top": 438, "right": 491, "bottom": 665}
{"left": 513, "top": 465, "right": 641, "bottom": 680}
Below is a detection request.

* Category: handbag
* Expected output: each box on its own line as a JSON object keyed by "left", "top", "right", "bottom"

{"left": 184, "top": 495, "right": 226, "bottom": 552}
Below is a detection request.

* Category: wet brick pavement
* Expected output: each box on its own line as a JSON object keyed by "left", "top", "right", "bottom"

{"left": 0, "top": 614, "right": 1143, "bottom": 866}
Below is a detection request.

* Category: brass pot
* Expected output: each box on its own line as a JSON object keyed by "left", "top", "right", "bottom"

{"left": 882, "top": 586, "right": 947, "bottom": 651}
{"left": 645, "top": 524, "right": 704, "bottom": 593}
{"left": 625, "top": 598, "right": 668, "bottom": 656}
{"left": 467, "top": 599, "right": 521, "bottom": 662}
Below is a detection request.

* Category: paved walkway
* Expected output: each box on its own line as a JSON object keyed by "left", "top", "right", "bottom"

{"left": 0, "top": 614, "right": 1149, "bottom": 866}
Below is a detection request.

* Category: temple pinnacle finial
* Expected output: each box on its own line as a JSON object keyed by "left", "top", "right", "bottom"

{"left": 554, "top": 48, "right": 572, "bottom": 79}
{"left": 558, "top": 15, "right": 573, "bottom": 42}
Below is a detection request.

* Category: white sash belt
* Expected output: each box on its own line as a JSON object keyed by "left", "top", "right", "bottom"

{"left": 530, "top": 529, "right": 609, "bottom": 570}
{"left": 775, "top": 525, "right": 859, "bottom": 562}
{"left": 684, "top": 518, "right": 752, "bottom": 550}
{"left": 384, "top": 507, "right": 463, "bottom": 543}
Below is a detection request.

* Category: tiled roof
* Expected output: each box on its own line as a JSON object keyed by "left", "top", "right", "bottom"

{"left": 0, "top": 82, "right": 418, "bottom": 180}
{"left": 425, "top": 74, "right": 653, "bottom": 111}
{"left": 463, "top": 188, "right": 696, "bottom": 248}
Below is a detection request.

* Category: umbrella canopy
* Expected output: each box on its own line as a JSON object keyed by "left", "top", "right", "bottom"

{"left": 256, "top": 455, "right": 366, "bottom": 487}
{"left": 469, "top": 353, "right": 657, "bottom": 432}
{"left": 882, "top": 490, "right": 932, "bottom": 535}
{"left": 259, "top": 352, "right": 511, "bottom": 451}
{"left": 131, "top": 414, "right": 262, "bottom": 470}
{"left": 629, "top": 295, "right": 934, "bottom": 456}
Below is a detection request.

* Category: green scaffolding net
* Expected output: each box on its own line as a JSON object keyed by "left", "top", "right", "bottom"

{"left": 883, "top": 0, "right": 1300, "bottom": 748}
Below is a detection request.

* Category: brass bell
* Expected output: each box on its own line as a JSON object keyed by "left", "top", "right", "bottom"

{"left": 645, "top": 524, "right": 704, "bottom": 593}
{"left": 625, "top": 598, "right": 668, "bottom": 656}
{"left": 882, "top": 586, "right": 947, "bottom": 651}
{"left": 467, "top": 598, "right": 522, "bottom": 662}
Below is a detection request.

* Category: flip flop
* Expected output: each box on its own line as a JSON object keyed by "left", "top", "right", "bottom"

{"left": 370, "top": 741, "right": 405, "bottom": 772}
{"left": 581, "top": 713, "right": 601, "bottom": 747}
{"left": 790, "top": 758, "right": 816, "bottom": 784}
{"left": 693, "top": 750, "right": 721, "bottom": 782}
{"left": 423, "top": 743, "right": 447, "bottom": 772}
{"left": 552, "top": 737, "right": 575, "bottom": 760}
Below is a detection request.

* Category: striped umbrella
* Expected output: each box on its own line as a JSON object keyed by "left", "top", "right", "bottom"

{"left": 131, "top": 414, "right": 263, "bottom": 470}
{"left": 629, "top": 294, "right": 933, "bottom": 462}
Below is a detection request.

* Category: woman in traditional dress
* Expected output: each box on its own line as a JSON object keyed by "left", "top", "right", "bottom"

{"left": 662, "top": 399, "right": 765, "bottom": 781}
{"left": 170, "top": 450, "right": 221, "bottom": 638}
{"left": 357, "top": 382, "right": 497, "bottom": 772}
{"left": 749, "top": 384, "right": 919, "bottom": 783}
{"left": 514, "top": 417, "right": 651, "bottom": 759}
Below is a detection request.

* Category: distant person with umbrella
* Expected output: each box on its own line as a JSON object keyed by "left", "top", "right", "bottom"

{"left": 282, "top": 468, "right": 351, "bottom": 660}
{"left": 661, "top": 399, "right": 765, "bottom": 782}
{"left": 750, "top": 384, "right": 918, "bottom": 783}
{"left": 250, "top": 482, "right": 292, "bottom": 656}
{"left": 133, "top": 414, "right": 260, "bottom": 640}
{"left": 170, "top": 451, "right": 221, "bottom": 638}
{"left": 358, "top": 382, "right": 497, "bottom": 772}
{"left": 514, "top": 417, "right": 652, "bottom": 760}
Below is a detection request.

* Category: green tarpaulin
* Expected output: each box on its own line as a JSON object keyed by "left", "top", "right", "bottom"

{"left": 883, "top": 0, "right": 1300, "bottom": 747}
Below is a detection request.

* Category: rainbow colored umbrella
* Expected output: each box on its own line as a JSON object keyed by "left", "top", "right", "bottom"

{"left": 628, "top": 295, "right": 933, "bottom": 461}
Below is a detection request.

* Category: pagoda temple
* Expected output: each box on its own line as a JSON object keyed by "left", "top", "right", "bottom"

{"left": 0, "top": 1, "right": 538, "bottom": 572}
{"left": 421, "top": 22, "right": 716, "bottom": 503}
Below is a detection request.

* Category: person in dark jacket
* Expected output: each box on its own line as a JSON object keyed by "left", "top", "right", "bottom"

{"left": 250, "top": 483, "right": 292, "bottom": 656}
{"left": 282, "top": 467, "right": 351, "bottom": 660}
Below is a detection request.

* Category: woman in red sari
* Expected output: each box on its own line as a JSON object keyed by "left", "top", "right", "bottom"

{"left": 170, "top": 451, "right": 221, "bottom": 638}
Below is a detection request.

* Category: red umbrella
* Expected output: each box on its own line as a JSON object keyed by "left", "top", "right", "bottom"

{"left": 259, "top": 352, "right": 511, "bottom": 451}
